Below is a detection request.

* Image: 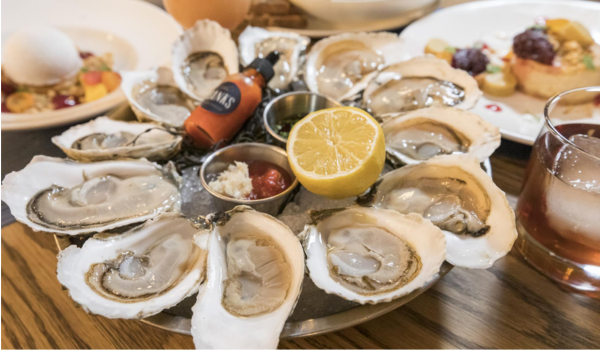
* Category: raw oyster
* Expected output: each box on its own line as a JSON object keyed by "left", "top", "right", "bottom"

{"left": 238, "top": 26, "right": 309, "bottom": 92}
{"left": 360, "top": 154, "right": 516, "bottom": 269}
{"left": 191, "top": 206, "right": 304, "bottom": 349}
{"left": 382, "top": 107, "right": 500, "bottom": 165}
{"left": 300, "top": 206, "right": 446, "bottom": 304}
{"left": 363, "top": 56, "right": 482, "bottom": 117}
{"left": 172, "top": 20, "right": 239, "bottom": 101}
{"left": 57, "top": 213, "right": 207, "bottom": 318}
{"left": 1, "top": 156, "right": 181, "bottom": 235}
{"left": 52, "top": 116, "right": 183, "bottom": 162}
{"left": 121, "top": 67, "right": 196, "bottom": 128}
{"left": 304, "top": 32, "right": 411, "bottom": 101}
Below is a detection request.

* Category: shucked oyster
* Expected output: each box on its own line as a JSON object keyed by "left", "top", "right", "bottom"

{"left": 191, "top": 206, "right": 304, "bottom": 349}
{"left": 52, "top": 117, "right": 182, "bottom": 162}
{"left": 1, "top": 156, "right": 181, "bottom": 235}
{"left": 239, "top": 26, "right": 309, "bottom": 92}
{"left": 121, "top": 67, "right": 196, "bottom": 128}
{"left": 363, "top": 56, "right": 482, "bottom": 117}
{"left": 301, "top": 206, "right": 446, "bottom": 304}
{"left": 57, "top": 213, "right": 207, "bottom": 318}
{"left": 171, "top": 20, "right": 239, "bottom": 101}
{"left": 361, "top": 154, "right": 516, "bottom": 269}
{"left": 382, "top": 107, "right": 500, "bottom": 165}
{"left": 305, "top": 32, "right": 411, "bottom": 101}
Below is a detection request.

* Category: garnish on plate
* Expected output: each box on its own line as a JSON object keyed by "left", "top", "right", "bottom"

{"left": 424, "top": 18, "right": 600, "bottom": 103}
{"left": 1, "top": 26, "right": 121, "bottom": 114}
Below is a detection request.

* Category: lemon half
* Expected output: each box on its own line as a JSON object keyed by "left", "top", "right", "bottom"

{"left": 286, "top": 107, "right": 385, "bottom": 199}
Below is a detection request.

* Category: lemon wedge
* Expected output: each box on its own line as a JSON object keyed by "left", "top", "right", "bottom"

{"left": 286, "top": 107, "right": 385, "bottom": 199}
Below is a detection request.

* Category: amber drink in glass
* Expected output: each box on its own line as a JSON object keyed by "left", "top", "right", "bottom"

{"left": 516, "top": 87, "right": 600, "bottom": 297}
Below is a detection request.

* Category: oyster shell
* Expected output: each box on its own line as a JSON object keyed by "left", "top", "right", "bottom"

{"left": 363, "top": 56, "right": 482, "bottom": 117}
{"left": 300, "top": 206, "right": 446, "bottom": 304}
{"left": 121, "top": 67, "right": 196, "bottom": 128}
{"left": 191, "top": 206, "right": 304, "bottom": 349}
{"left": 52, "top": 117, "right": 183, "bottom": 162}
{"left": 56, "top": 213, "right": 207, "bottom": 319}
{"left": 382, "top": 107, "right": 500, "bottom": 165}
{"left": 1, "top": 156, "right": 181, "bottom": 235}
{"left": 361, "top": 154, "right": 516, "bottom": 269}
{"left": 238, "top": 26, "right": 310, "bottom": 92}
{"left": 172, "top": 20, "right": 239, "bottom": 102}
{"left": 304, "top": 32, "right": 411, "bottom": 101}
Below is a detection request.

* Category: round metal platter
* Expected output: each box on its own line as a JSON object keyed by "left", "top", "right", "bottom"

{"left": 52, "top": 108, "right": 495, "bottom": 339}
{"left": 55, "top": 235, "right": 452, "bottom": 338}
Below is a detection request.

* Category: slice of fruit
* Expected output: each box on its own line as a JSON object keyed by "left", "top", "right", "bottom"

{"left": 424, "top": 38, "right": 453, "bottom": 64}
{"left": 80, "top": 71, "right": 103, "bottom": 86}
{"left": 547, "top": 19, "right": 594, "bottom": 47}
{"left": 83, "top": 83, "right": 108, "bottom": 102}
{"left": 101, "top": 71, "right": 122, "bottom": 92}
{"left": 286, "top": 107, "right": 385, "bottom": 199}
{"left": 5, "top": 92, "right": 34, "bottom": 113}
{"left": 481, "top": 70, "right": 518, "bottom": 96}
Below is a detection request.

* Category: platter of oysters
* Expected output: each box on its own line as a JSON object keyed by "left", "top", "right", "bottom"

{"left": 2, "top": 16, "right": 517, "bottom": 349}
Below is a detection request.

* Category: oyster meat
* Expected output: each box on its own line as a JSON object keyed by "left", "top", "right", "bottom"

{"left": 301, "top": 206, "right": 445, "bottom": 304}
{"left": 363, "top": 56, "right": 482, "bottom": 117}
{"left": 362, "top": 154, "right": 516, "bottom": 268}
{"left": 382, "top": 107, "right": 500, "bottom": 165}
{"left": 172, "top": 20, "right": 239, "bottom": 101}
{"left": 122, "top": 67, "right": 196, "bottom": 128}
{"left": 191, "top": 206, "right": 304, "bottom": 349}
{"left": 57, "top": 213, "right": 207, "bottom": 318}
{"left": 239, "top": 26, "right": 309, "bottom": 92}
{"left": 52, "top": 117, "right": 182, "bottom": 162}
{"left": 1, "top": 156, "right": 181, "bottom": 235}
{"left": 305, "top": 32, "right": 411, "bottom": 101}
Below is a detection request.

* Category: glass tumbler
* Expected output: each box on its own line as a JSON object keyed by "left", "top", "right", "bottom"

{"left": 516, "top": 87, "right": 600, "bottom": 297}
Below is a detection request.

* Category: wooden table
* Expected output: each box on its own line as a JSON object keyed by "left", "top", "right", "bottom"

{"left": 2, "top": 1, "right": 600, "bottom": 348}
{"left": 3, "top": 139, "right": 600, "bottom": 349}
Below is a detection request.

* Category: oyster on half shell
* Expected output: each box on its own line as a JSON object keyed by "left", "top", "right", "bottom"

{"left": 52, "top": 117, "right": 182, "bottom": 162}
{"left": 57, "top": 213, "right": 207, "bottom": 319}
{"left": 300, "top": 206, "right": 446, "bottom": 304}
{"left": 191, "top": 206, "right": 304, "bottom": 349}
{"left": 1, "top": 156, "right": 181, "bottom": 235}
{"left": 363, "top": 56, "right": 482, "bottom": 117}
{"left": 172, "top": 20, "right": 239, "bottom": 102}
{"left": 382, "top": 107, "right": 500, "bottom": 165}
{"left": 121, "top": 67, "right": 196, "bottom": 128}
{"left": 360, "top": 154, "right": 516, "bottom": 269}
{"left": 239, "top": 26, "right": 309, "bottom": 92}
{"left": 305, "top": 32, "right": 411, "bottom": 101}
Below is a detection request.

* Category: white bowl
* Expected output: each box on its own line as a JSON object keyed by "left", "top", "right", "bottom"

{"left": 1, "top": 0, "right": 182, "bottom": 130}
{"left": 289, "top": 0, "right": 437, "bottom": 29}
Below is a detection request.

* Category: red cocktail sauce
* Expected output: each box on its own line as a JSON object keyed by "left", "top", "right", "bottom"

{"left": 247, "top": 161, "right": 292, "bottom": 200}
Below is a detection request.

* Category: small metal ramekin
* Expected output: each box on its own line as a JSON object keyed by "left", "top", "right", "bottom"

{"left": 199, "top": 142, "right": 299, "bottom": 216}
{"left": 263, "top": 91, "right": 341, "bottom": 147}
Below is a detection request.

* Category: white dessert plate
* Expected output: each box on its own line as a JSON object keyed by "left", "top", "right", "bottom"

{"left": 1, "top": 0, "right": 182, "bottom": 131}
{"left": 400, "top": 0, "right": 600, "bottom": 145}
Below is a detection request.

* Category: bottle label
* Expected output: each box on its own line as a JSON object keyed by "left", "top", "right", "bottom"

{"left": 201, "top": 82, "right": 241, "bottom": 115}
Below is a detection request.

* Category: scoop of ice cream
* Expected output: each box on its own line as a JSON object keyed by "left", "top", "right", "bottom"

{"left": 2, "top": 26, "right": 83, "bottom": 86}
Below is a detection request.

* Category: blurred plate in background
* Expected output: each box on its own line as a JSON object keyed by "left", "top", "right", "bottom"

{"left": 401, "top": 0, "right": 600, "bottom": 145}
{"left": 272, "top": 0, "right": 439, "bottom": 37}
{"left": 1, "top": 0, "right": 182, "bottom": 130}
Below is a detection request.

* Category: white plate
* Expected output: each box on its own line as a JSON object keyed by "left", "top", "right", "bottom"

{"left": 400, "top": 0, "right": 600, "bottom": 145}
{"left": 270, "top": 0, "right": 439, "bottom": 38}
{"left": 1, "top": 0, "right": 182, "bottom": 131}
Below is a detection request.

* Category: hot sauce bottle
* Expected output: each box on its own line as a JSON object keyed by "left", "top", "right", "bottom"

{"left": 184, "top": 51, "right": 280, "bottom": 148}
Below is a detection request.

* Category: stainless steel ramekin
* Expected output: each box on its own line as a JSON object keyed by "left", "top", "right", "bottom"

{"left": 199, "top": 142, "right": 299, "bottom": 216}
{"left": 263, "top": 91, "right": 341, "bottom": 147}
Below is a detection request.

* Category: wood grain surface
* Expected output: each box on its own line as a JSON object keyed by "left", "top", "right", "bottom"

{"left": 3, "top": 1, "right": 600, "bottom": 348}
{"left": 3, "top": 141, "right": 600, "bottom": 349}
